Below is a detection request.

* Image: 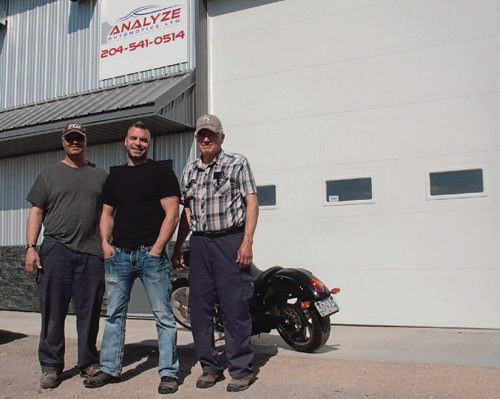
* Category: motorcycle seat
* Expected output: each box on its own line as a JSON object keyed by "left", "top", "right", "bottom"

{"left": 252, "top": 265, "right": 284, "bottom": 300}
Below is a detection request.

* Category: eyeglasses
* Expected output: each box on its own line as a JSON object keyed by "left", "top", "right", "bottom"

{"left": 196, "top": 130, "right": 220, "bottom": 140}
{"left": 63, "top": 133, "right": 85, "bottom": 143}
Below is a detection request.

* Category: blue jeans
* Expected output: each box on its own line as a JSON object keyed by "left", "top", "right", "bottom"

{"left": 99, "top": 246, "right": 179, "bottom": 379}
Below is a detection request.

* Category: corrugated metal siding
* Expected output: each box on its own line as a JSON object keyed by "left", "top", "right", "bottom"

{"left": 0, "top": 150, "right": 62, "bottom": 245}
{"left": 158, "top": 84, "right": 196, "bottom": 126}
{"left": 0, "top": 0, "right": 196, "bottom": 110}
{"left": 0, "top": 132, "right": 196, "bottom": 246}
{"left": 85, "top": 141, "right": 128, "bottom": 173}
{"left": 153, "top": 130, "right": 197, "bottom": 178}
{"left": 0, "top": 0, "right": 7, "bottom": 25}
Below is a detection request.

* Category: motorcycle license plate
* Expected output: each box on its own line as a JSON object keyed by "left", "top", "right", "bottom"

{"left": 314, "top": 296, "right": 339, "bottom": 317}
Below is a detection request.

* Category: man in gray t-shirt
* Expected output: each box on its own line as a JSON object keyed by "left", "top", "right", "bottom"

{"left": 25, "top": 122, "right": 107, "bottom": 389}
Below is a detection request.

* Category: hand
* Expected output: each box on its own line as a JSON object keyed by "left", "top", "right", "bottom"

{"left": 102, "top": 242, "right": 115, "bottom": 259}
{"left": 171, "top": 249, "right": 185, "bottom": 271}
{"left": 148, "top": 249, "right": 163, "bottom": 257}
{"left": 25, "top": 247, "right": 41, "bottom": 276}
{"left": 236, "top": 240, "right": 253, "bottom": 269}
{"left": 148, "top": 244, "right": 164, "bottom": 257}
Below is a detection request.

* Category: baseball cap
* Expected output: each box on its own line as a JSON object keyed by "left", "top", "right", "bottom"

{"left": 62, "top": 122, "right": 87, "bottom": 139}
{"left": 194, "top": 114, "right": 223, "bottom": 136}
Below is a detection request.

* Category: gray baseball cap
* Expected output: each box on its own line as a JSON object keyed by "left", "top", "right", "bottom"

{"left": 194, "top": 114, "right": 223, "bottom": 136}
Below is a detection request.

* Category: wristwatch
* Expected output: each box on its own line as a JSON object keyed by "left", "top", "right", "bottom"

{"left": 25, "top": 244, "right": 37, "bottom": 251}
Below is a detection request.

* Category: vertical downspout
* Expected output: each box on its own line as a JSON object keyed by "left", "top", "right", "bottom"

{"left": 195, "top": 0, "right": 208, "bottom": 118}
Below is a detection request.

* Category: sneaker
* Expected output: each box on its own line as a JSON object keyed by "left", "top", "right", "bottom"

{"left": 80, "top": 363, "right": 100, "bottom": 378}
{"left": 158, "top": 376, "right": 179, "bottom": 394}
{"left": 83, "top": 371, "right": 120, "bottom": 388}
{"left": 226, "top": 372, "right": 256, "bottom": 392}
{"left": 196, "top": 372, "right": 225, "bottom": 389}
{"left": 40, "top": 370, "right": 61, "bottom": 389}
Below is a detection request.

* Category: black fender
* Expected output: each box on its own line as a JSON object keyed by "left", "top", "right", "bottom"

{"left": 171, "top": 276, "right": 189, "bottom": 290}
{"left": 264, "top": 268, "right": 330, "bottom": 305}
{"left": 171, "top": 262, "right": 190, "bottom": 286}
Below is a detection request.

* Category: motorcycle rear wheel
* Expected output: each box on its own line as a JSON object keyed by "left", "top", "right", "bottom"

{"left": 274, "top": 302, "right": 331, "bottom": 353}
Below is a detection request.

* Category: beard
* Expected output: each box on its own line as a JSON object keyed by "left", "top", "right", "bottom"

{"left": 127, "top": 148, "right": 148, "bottom": 162}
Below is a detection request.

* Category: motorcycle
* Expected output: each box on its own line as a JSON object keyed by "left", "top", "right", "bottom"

{"left": 171, "top": 251, "right": 340, "bottom": 353}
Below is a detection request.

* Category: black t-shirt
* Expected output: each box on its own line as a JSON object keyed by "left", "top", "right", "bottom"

{"left": 103, "top": 160, "right": 180, "bottom": 248}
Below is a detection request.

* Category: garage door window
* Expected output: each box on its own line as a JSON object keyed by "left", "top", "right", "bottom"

{"left": 325, "top": 177, "right": 373, "bottom": 204}
{"left": 429, "top": 168, "right": 485, "bottom": 199}
{"left": 257, "top": 184, "right": 276, "bottom": 207}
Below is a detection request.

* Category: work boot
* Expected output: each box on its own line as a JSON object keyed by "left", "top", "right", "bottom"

{"left": 40, "top": 370, "right": 61, "bottom": 389}
{"left": 226, "top": 372, "right": 256, "bottom": 392}
{"left": 196, "top": 372, "right": 225, "bottom": 388}
{"left": 79, "top": 363, "right": 100, "bottom": 378}
{"left": 158, "top": 376, "right": 179, "bottom": 394}
{"left": 83, "top": 370, "right": 120, "bottom": 388}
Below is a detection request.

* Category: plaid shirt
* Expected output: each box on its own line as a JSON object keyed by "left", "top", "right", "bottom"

{"left": 180, "top": 150, "right": 257, "bottom": 232}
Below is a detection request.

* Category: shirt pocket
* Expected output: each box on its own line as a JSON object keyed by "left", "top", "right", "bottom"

{"left": 212, "top": 177, "right": 231, "bottom": 197}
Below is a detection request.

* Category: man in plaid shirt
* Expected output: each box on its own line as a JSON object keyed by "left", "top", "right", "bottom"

{"left": 172, "top": 114, "right": 259, "bottom": 392}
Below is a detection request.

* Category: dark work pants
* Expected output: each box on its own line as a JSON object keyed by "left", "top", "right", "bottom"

{"left": 189, "top": 232, "right": 254, "bottom": 378}
{"left": 37, "top": 236, "right": 105, "bottom": 373}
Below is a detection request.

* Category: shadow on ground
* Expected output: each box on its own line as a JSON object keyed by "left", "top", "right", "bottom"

{"left": 0, "top": 329, "right": 28, "bottom": 345}
{"left": 69, "top": 339, "right": 279, "bottom": 383}
{"left": 57, "top": 340, "right": 198, "bottom": 383}
{"left": 252, "top": 332, "right": 339, "bottom": 354}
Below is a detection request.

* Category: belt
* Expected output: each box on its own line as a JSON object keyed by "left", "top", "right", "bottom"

{"left": 192, "top": 225, "right": 245, "bottom": 239}
{"left": 119, "top": 245, "right": 152, "bottom": 253}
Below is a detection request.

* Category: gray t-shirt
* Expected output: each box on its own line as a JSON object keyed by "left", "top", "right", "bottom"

{"left": 26, "top": 161, "right": 108, "bottom": 257}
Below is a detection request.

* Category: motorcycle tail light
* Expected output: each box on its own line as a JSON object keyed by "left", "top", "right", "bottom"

{"left": 331, "top": 287, "right": 340, "bottom": 295}
{"left": 309, "top": 277, "right": 328, "bottom": 293}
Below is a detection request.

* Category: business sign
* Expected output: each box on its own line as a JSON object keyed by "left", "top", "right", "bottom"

{"left": 99, "top": 0, "right": 188, "bottom": 80}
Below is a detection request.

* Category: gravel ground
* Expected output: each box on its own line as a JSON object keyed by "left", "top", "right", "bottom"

{"left": 1, "top": 329, "right": 499, "bottom": 399}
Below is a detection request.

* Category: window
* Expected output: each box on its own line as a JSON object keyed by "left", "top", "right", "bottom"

{"left": 428, "top": 168, "right": 485, "bottom": 199}
{"left": 325, "top": 177, "right": 373, "bottom": 204}
{"left": 257, "top": 185, "right": 276, "bottom": 207}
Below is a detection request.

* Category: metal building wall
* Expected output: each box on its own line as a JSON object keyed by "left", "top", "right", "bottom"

{"left": 0, "top": 0, "right": 196, "bottom": 110}
{"left": 0, "top": 131, "right": 195, "bottom": 246}
{"left": 153, "top": 130, "right": 197, "bottom": 178}
{"left": 0, "top": 0, "right": 7, "bottom": 25}
{"left": 0, "top": 150, "right": 60, "bottom": 245}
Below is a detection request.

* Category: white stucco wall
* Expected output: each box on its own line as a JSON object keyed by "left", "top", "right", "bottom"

{"left": 207, "top": 0, "right": 500, "bottom": 327}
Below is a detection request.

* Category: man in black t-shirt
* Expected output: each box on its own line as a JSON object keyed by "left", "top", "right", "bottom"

{"left": 83, "top": 121, "right": 181, "bottom": 395}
